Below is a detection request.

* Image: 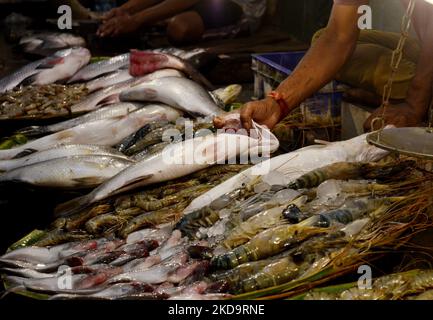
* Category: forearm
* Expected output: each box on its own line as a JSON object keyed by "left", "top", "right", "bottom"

{"left": 274, "top": 5, "right": 360, "bottom": 111}
{"left": 132, "top": 0, "right": 200, "bottom": 27}
{"left": 120, "top": 0, "right": 162, "bottom": 14}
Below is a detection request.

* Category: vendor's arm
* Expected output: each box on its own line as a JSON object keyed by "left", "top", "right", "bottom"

{"left": 130, "top": 0, "right": 200, "bottom": 27}
{"left": 215, "top": 4, "right": 362, "bottom": 130}
{"left": 98, "top": 0, "right": 200, "bottom": 37}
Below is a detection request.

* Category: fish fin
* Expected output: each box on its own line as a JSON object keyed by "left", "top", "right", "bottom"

{"left": 54, "top": 194, "right": 93, "bottom": 218}
{"left": 12, "top": 149, "right": 38, "bottom": 159}
{"left": 183, "top": 62, "right": 215, "bottom": 91}
{"left": 39, "top": 57, "right": 65, "bottom": 68}
{"left": 15, "top": 126, "right": 48, "bottom": 137}
{"left": 71, "top": 177, "right": 104, "bottom": 187}
{"left": 142, "top": 89, "right": 158, "bottom": 100}
{"left": 111, "top": 174, "right": 154, "bottom": 196}
{"left": 99, "top": 93, "right": 120, "bottom": 106}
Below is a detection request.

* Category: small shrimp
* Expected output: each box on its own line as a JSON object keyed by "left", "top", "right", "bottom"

{"left": 211, "top": 225, "right": 326, "bottom": 270}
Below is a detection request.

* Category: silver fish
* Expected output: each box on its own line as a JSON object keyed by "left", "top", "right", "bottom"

{"left": 55, "top": 133, "right": 257, "bottom": 217}
{"left": 19, "top": 32, "right": 86, "bottom": 56}
{"left": 70, "top": 77, "right": 150, "bottom": 114}
{"left": 17, "top": 102, "right": 144, "bottom": 137}
{"left": 0, "top": 104, "right": 182, "bottom": 160}
{"left": 0, "top": 155, "right": 134, "bottom": 189}
{"left": 130, "top": 50, "right": 214, "bottom": 90}
{"left": 120, "top": 77, "right": 225, "bottom": 117}
{"left": 0, "top": 144, "right": 129, "bottom": 172}
{"left": 85, "top": 69, "right": 183, "bottom": 93}
{"left": 85, "top": 70, "right": 133, "bottom": 93}
{"left": 0, "top": 59, "right": 45, "bottom": 93}
{"left": 68, "top": 53, "right": 130, "bottom": 83}
{"left": 31, "top": 47, "right": 91, "bottom": 85}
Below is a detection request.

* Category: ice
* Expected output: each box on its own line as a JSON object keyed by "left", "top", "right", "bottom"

{"left": 262, "top": 171, "right": 288, "bottom": 187}
{"left": 218, "top": 209, "right": 231, "bottom": 219}
{"left": 316, "top": 180, "right": 343, "bottom": 200}
{"left": 269, "top": 189, "right": 301, "bottom": 205}
{"left": 341, "top": 218, "right": 370, "bottom": 237}
{"left": 254, "top": 182, "right": 271, "bottom": 194}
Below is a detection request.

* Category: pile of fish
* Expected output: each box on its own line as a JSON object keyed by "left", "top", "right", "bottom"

{"left": 3, "top": 130, "right": 429, "bottom": 300}
{"left": 2, "top": 46, "right": 432, "bottom": 300}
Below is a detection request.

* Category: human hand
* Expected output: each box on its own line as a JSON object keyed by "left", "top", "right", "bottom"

{"left": 214, "top": 97, "right": 282, "bottom": 130}
{"left": 97, "top": 11, "right": 139, "bottom": 37}
{"left": 364, "top": 102, "right": 425, "bottom": 132}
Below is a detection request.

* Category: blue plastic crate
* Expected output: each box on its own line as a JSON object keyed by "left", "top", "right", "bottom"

{"left": 252, "top": 51, "right": 343, "bottom": 125}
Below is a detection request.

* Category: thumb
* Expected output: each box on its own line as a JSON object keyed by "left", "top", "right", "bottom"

{"left": 240, "top": 104, "right": 254, "bottom": 130}
{"left": 213, "top": 116, "right": 225, "bottom": 129}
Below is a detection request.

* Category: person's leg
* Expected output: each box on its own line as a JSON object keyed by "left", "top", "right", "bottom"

{"left": 193, "top": 0, "right": 243, "bottom": 30}
{"left": 166, "top": 0, "right": 244, "bottom": 45}
{"left": 166, "top": 11, "right": 205, "bottom": 45}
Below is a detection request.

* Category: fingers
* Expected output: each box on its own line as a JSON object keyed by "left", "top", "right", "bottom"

{"left": 213, "top": 116, "right": 225, "bottom": 129}
{"left": 240, "top": 103, "right": 254, "bottom": 130}
{"left": 98, "top": 20, "right": 117, "bottom": 37}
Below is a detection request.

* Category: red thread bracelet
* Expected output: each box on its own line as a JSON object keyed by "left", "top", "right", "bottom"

{"left": 268, "top": 91, "right": 290, "bottom": 120}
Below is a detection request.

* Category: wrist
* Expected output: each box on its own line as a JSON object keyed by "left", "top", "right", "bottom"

{"left": 267, "top": 91, "right": 290, "bottom": 121}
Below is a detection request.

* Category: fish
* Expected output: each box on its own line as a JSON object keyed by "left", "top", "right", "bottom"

{"left": 0, "top": 144, "right": 128, "bottom": 172}
{"left": 69, "top": 77, "right": 150, "bottom": 114}
{"left": 0, "top": 104, "right": 182, "bottom": 160}
{"left": 120, "top": 77, "right": 225, "bottom": 117}
{"left": 129, "top": 50, "right": 214, "bottom": 90}
{"left": 30, "top": 48, "right": 91, "bottom": 85}
{"left": 210, "top": 84, "right": 242, "bottom": 106}
{"left": 55, "top": 132, "right": 263, "bottom": 217}
{"left": 19, "top": 32, "right": 86, "bottom": 56}
{"left": 85, "top": 68, "right": 183, "bottom": 93}
{"left": 185, "top": 132, "right": 390, "bottom": 214}
{"left": 17, "top": 103, "right": 144, "bottom": 137}
{"left": 0, "top": 59, "right": 47, "bottom": 94}
{"left": 0, "top": 155, "right": 134, "bottom": 189}
{"left": 67, "top": 53, "right": 130, "bottom": 83}
{"left": 85, "top": 70, "right": 133, "bottom": 93}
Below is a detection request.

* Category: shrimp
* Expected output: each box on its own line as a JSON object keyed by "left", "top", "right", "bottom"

{"left": 238, "top": 256, "right": 306, "bottom": 294}
{"left": 119, "top": 204, "right": 186, "bottom": 238}
{"left": 33, "top": 230, "right": 91, "bottom": 247}
{"left": 85, "top": 214, "right": 128, "bottom": 235}
{"left": 211, "top": 225, "right": 326, "bottom": 270}
{"left": 288, "top": 160, "right": 414, "bottom": 190}
{"left": 223, "top": 196, "right": 307, "bottom": 249}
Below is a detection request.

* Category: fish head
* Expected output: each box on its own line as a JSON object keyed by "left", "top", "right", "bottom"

{"left": 338, "top": 132, "right": 389, "bottom": 163}
{"left": 129, "top": 50, "right": 176, "bottom": 76}
{"left": 69, "top": 47, "right": 92, "bottom": 65}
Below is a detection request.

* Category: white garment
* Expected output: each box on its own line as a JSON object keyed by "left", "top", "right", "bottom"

{"left": 230, "top": 0, "right": 267, "bottom": 31}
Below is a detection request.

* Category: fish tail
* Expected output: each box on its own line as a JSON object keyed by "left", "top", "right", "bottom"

{"left": 15, "top": 125, "right": 49, "bottom": 137}
{"left": 54, "top": 194, "right": 93, "bottom": 218}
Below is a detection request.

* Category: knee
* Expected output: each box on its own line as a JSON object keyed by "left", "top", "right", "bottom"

{"left": 167, "top": 11, "right": 204, "bottom": 45}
